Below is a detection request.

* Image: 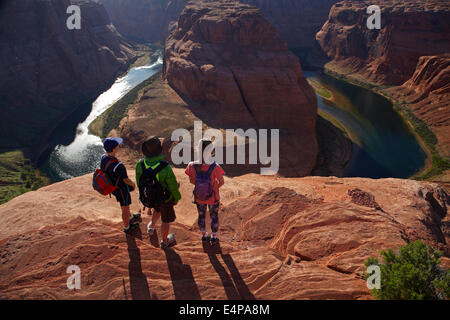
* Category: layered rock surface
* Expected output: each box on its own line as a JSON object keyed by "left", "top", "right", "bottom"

{"left": 0, "top": 170, "right": 448, "bottom": 299}
{"left": 163, "top": 1, "right": 318, "bottom": 176}
{"left": 316, "top": 0, "right": 450, "bottom": 85}
{"left": 387, "top": 54, "right": 450, "bottom": 157}
{"left": 0, "top": 0, "right": 136, "bottom": 156}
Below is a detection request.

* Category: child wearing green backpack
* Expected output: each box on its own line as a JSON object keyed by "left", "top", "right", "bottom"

{"left": 135, "top": 136, "right": 181, "bottom": 249}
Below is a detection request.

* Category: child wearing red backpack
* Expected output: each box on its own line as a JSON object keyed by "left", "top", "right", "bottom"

{"left": 185, "top": 139, "right": 225, "bottom": 245}
{"left": 99, "top": 137, "right": 140, "bottom": 234}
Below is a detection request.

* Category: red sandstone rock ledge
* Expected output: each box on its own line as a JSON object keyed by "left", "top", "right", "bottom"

{"left": 0, "top": 171, "right": 448, "bottom": 299}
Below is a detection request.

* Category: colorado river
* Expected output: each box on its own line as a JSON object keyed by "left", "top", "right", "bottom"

{"left": 39, "top": 53, "right": 425, "bottom": 181}
{"left": 304, "top": 70, "right": 427, "bottom": 178}
{"left": 40, "top": 51, "right": 163, "bottom": 181}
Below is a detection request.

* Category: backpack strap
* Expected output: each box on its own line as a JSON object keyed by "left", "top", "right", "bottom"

{"left": 194, "top": 162, "right": 216, "bottom": 177}
{"left": 194, "top": 163, "right": 200, "bottom": 175}
{"left": 102, "top": 156, "right": 118, "bottom": 172}
{"left": 205, "top": 162, "right": 216, "bottom": 177}
{"left": 144, "top": 160, "right": 169, "bottom": 177}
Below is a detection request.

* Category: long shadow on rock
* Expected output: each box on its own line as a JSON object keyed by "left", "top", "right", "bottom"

{"left": 203, "top": 242, "right": 255, "bottom": 300}
{"left": 126, "top": 233, "right": 157, "bottom": 300}
{"left": 164, "top": 247, "right": 201, "bottom": 300}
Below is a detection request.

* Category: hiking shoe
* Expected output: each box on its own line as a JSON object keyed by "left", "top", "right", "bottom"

{"left": 147, "top": 221, "right": 156, "bottom": 235}
{"left": 201, "top": 235, "right": 211, "bottom": 243}
{"left": 160, "top": 233, "right": 176, "bottom": 249}
{"left": 210, "top": 237, "right": 219, "bottom": 245}
{"left": 129, "top": 213, "right": 142, "bottom": 224}
{"left": 123, "top": 223, "right": 139, "bottom": 235}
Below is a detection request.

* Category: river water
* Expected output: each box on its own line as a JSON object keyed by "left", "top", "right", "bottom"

{"left": 39, "top": 55, "right": 426, "bottom": 181}
{"left": 40, "top": 52, "right": 163, "bottom": 181}
{"left": 304, "top": 70, "right": 426, "bottom": 178}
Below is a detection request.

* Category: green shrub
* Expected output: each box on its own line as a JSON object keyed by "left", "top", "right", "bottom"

{"left": 365, "top": 240, "right": 449, "bottom": 300}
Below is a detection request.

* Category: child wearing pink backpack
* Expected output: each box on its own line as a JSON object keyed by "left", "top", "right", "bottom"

{"left": 185, "top": 139, "right": 225, "bottom": 245}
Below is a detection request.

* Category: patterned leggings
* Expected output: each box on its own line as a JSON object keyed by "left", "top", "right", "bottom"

{"left": 196, "top": 203, "right": 219, "bottom": 236}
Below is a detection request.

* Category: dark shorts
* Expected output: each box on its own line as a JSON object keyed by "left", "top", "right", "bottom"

{"left": 154, "top": 202, "right": 176, "bottom": 223}
{"left": 113, "top": 186, "right": 132, "bottom": 207}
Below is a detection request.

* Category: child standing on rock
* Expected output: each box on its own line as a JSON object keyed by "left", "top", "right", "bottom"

{"left": 100, "top": 137, "right": 140, "bottom": 234}
{"left": 185, "top": 139, "right": 225, "bottom": 245}
{"left": 136, "top": 136, "right": 181, "bottom": 249}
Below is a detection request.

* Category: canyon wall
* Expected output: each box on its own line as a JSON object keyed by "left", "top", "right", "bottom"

{"left": 163, "top": 1, "right": 318, "bottom": 176}
{"left": 0, "top": 0, "right": 136, "bottom": 157}
{"left": 387, "top": 54, "right": 450, "bottom": 157}
{"left": 98, "top": 0, "right": 339, "bottom": 60}
{"left": 316, "top": 0, "right": 450, "bottom": 85}
{"left": 317, "top": 0, "right": 450, "bottom": 160}
{"left": 98, "top": 0, "right": 188, "bottom": 44}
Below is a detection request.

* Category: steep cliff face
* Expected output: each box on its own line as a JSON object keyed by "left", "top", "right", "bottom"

{"left": 316, "top": 0, "right": 450, "bottom": 85}
{"left": 163, "top": 1, "right": 318, "bottom": 176}
{"left": 0, "top": 0, "right": 136, "bottom": 156}
{"left": 387, "top": 54, "right": 450, "bottom": 157}
{"left": 240, "top": 0, "right": 339, "bottom": 50}
{"left": 98, "top": 0, "right": 339, "bottom": 64}
{"left": 98, "top": 0, "right": 188, "bottom": 43}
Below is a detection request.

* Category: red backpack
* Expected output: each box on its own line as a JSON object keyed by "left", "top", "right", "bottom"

{"left": 92, "top": 157, "right": 119, "bottom": 196}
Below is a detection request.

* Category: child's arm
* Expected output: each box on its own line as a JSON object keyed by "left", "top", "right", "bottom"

{"left": 185, "top": 163, "right": 195, "bottom": 185}
{"left": 216, "top": 165, "right": 225, "bottom": 188}
{"left": 217, "top": 176, "right": 225, "bottom": 188}
{"left": 165, "top": 166, "right": 182, "bottom": 204}
{"left": 123, "top": 177, "right": 136, "bottom": 190}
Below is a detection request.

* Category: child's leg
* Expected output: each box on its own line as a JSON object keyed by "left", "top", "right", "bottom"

{"left": 121, "top": 206, "right": 131, "bottom": 227}
{"left": 196, "top": 203, "right": 207, "bottom": 235}
{"left": 152, "top": 210, "right": 161, "bottom": 226}
{"left": 208, "top": 204, "right": 220, "bottom": 238}
{"left": 161, "top": 222, "right": 170, "bottom": 243}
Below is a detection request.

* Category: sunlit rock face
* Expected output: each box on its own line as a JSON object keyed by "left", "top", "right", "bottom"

{"left": 316, "top": 0, "right": 450, "bottom": 85}
{"left": 163, "top": 1, "right": 319, "bottom": 176}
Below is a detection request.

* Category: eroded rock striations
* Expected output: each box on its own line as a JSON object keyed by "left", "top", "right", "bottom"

{"left": 387, "top": 54, "right": 450, "bottom": 157}
{"left": 316, "top": 0, "right": 450, "bottom": 85}
{"left": 0, "top": 0, "right": 136, "bottom": 157}
{"left": 0, "top": 170, "right": 448, "bottom": 299}
{"left": 163, "top": 1, "right": 318, "bottom": 176}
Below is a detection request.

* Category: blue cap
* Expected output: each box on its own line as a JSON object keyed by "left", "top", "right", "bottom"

{"left": 103, "top": 137, "right": 123, "bottom": 152}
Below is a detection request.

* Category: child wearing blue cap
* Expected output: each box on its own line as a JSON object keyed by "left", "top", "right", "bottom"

{"left": 101, "top": 137, "right": 140, "bottom": 234}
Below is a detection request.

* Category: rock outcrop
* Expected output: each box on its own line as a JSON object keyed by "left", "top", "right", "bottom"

{"left": 0, "top": 0, "right": 136, "bottom": 157}
{"left": 387, "top": 54, "right": 450, "bottom": 157}
{"left": 98, "top": 0, "right": 339, "bottom": 68}
{"left": 163, "top": 1, "right": 318, "bottom": 176}
{"left": 0, "top": 170, "right": 448, "bottom": 299}
{"left": 316, "top": 0, "right": 450, "bottom": 85}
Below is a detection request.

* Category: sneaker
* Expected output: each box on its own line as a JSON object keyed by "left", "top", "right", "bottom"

{"left": 129, "top": 213, "right": 142, "bottom": 224}
{"left": 210, "top": 237, "right": 219, "bottom": 245}
{"left": 123, "top": 223, "right": 139, "bottom": 235}
{"left": 147, "top": 221, "right": 156, "bottom": 235}
{"left": 201, "top": 234, "right": 211, "bottom": 243}
{"left": 160, "top": 233, "right": 176, "bottom": 249}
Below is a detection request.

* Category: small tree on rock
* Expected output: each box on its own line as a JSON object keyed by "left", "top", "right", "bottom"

{"left": 365, "top": 240, "right": 449, "bottom": 300}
